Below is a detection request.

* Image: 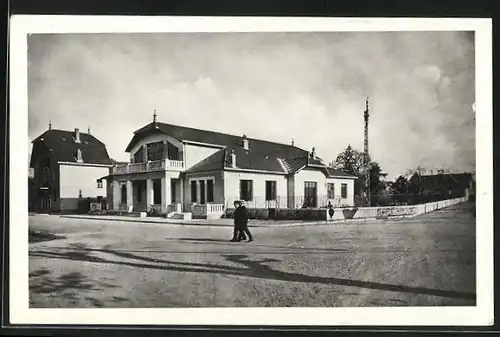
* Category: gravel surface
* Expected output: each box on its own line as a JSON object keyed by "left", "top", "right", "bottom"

{"left": 28, "top": 203, "right": 476, "bottom": 308}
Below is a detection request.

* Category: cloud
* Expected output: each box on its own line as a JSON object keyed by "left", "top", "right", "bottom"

{"left": 27, "top": 31, "right": 475, "bottom": 179}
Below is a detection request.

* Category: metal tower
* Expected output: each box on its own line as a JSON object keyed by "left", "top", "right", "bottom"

{"left": 364, "top": 97, "right": 371, "bottom": 206}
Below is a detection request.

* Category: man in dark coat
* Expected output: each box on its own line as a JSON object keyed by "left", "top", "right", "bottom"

{"left": 230, "top": 200, "right": 253, "bottom": 242}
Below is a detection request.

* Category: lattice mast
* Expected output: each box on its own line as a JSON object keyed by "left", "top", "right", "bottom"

{"left": 364, "top": 97, "right": 371, "bottom": 206}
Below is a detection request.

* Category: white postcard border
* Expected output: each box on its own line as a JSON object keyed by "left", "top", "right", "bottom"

{"left": 9, "top": 15, "right": 493, "bottom": 326}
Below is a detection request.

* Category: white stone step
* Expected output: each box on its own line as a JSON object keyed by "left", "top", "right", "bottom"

{"left": 166, "top": 212, "right": 192, "bottom": 220}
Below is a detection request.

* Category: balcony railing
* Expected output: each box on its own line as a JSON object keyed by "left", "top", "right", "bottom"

{"left": 111, "top": 159, "right": 184, "bottom": 175}
{"left": 191, "top": 203, "right": 225, "bottom": 219}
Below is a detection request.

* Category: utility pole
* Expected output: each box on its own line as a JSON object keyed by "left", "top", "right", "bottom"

{"left": 364, "top": 97, "right": 371, "bottom": 207}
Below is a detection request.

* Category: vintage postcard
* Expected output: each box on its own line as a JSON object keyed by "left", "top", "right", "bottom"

{"left": 9, "top": 16, "right": 493, "bottom": 326}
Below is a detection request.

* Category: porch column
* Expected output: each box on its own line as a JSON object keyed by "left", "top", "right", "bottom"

{"left": 112, "top": 180, "right": 120, "bottom": 211}
{"left": 126, "top": 180, "right": 133, "bottom": 211}
{"left": 204, "top": 180, "right": 208, "bottom": 203}
{"left": 161, "top": 176, "right": 171, "bottom": 213}
{"left": 146, "top": 179, "right": 154, "bottom": 207}
{"left": 196, "top": 180, "right": 201, "bottom": 204}
{"left": 143, "top": 144, "right": 148, "bottom": 162}
{"left": 180, "top": 179, "right": 184, "bottom": 212}
{"left": 163, "top": 140, "right": 168, "bottom": 160}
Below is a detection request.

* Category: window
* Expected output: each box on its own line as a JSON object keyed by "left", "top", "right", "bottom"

{"left": 240, "top": 180, "right": 253, "bottom": 201}
{"left": 304, "top": 181, "right": 317, "bottom": 208}
{"left": 199, "top": 180, "right": 206, "bottom": 204}
{"left": 207, "top": 180, "right": 214, "bottom": 203}
{"left": 146, "top": 141, "right": 164, "bottom": 161}
{"left": 341, "top": 183, "right": 348, "bottom": 198}
{"left": 97, "top": 179, "right": 103, "bottom": 188}
{"left": 167, "top": 142, "right": 180, "bottom": 161}
{"left": 265, "top": 181, "right": 277, "bottom": 201}
{"left": 191, "top": 181, "right": 197, "bottom": 202}
{"left": 327, "top": 183, "right": 335, "bottom": 199}
{"left": 133, "top": 147, "right": 144, "bottom": 163}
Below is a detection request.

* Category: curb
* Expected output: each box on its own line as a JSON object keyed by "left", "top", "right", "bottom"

{"left": 58, "top": 215, "right": 383, "bottom": 228}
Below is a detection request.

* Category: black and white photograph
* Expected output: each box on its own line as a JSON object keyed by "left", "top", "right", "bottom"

{"left": 9, "top": 16, "right": 493, "bottom": 326}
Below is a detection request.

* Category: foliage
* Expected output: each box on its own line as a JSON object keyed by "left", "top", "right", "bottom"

{"left": 390, "top": 175, "right": 409, "bottom": 194}
{"left": 331, "top": 145, "right": 386, "bottom": 202}
{"left": 330, "top": 144, "right": 367, "bottom": 176}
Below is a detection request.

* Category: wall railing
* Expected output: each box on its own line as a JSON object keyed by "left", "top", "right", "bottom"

{"left": 111, "top": 159, "right": 184, "bottom": 175}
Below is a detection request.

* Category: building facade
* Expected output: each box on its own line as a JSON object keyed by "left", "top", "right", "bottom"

{"left": 104, "top": 116, "right": 357, "bottom": 218}
{"left": 29, "top": 126, "right": 113, "bottom": 213}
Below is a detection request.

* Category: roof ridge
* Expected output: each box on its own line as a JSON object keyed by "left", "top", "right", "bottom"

{"left": 154, "top": 121, "right": 308, "bottom": 150}
{"left": 277, "top": 158, "right": 291, "bottom": 173}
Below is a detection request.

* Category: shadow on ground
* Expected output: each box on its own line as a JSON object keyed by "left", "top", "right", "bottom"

{"left": 29, "top": 264, "right": 123, "bottom": 307}
{"left": 29, "top": 230, "right": 66, "bottom": 243}
{"left": 30, "top": 245, "right": 476, "bottom": 304}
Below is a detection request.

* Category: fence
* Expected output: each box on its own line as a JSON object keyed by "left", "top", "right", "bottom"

{"left": 224, "top": 195, "right": 353, "bottom": 211}
{"left": 368, "top": 191, "right": 467, "bottom": 207}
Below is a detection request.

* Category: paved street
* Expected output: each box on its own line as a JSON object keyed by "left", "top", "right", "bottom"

{"left": 29, "top": 203, "right": 476, "bottom": 308}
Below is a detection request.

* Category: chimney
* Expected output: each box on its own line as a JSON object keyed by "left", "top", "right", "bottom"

{"left": 88, "top": 126, "right": 91, "bottom": 135}
{"left": 291, "top": 138, "right": 295, "bottom": 147}
{"left": 230, "top": 149, "right": 237, "bottom": 168}
{"left": 242, "top": 134, "right": 249, "bottom": 150}
{"left": 153, "top": 109, "right": 157, "bottom": 124}
{"left": 74, "top": 128, "right": 80, "bottom": 143}
{"left": 48, "top": 121, "right": 52, "bottom": 130}
{"left": 311, "top": 147, "right": 316, "bottom": 159}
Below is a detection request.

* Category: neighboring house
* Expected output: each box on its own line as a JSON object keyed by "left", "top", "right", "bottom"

{"left": 104, "top": 115, "right": 357, "bottom": 218}
{"left": 29, "top": 126, "right": 113, "bottom": 213}
{"left": 409, "top": 172, "right": 475, "bottom": 199}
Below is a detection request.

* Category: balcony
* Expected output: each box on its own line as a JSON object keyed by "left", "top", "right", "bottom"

{"left": 111, "top": 159, "right": 184, "bottom": 175}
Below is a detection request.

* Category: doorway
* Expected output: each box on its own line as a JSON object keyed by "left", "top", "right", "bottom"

{"left": 304, "top": 181, "right": 317, "bottom": 208}
{"left": 39, "top": 188, "right": 52, "bottom": 213}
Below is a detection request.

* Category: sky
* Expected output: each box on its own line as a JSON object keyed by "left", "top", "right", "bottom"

{"left": 28, "top": 31, "right": 475, "bottom": 180}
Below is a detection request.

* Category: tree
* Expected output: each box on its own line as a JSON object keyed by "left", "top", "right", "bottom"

{"left": 405, "top": 165, "right": 427, "bottom": 178}
{"left": 369, "top": 162, "right": 386, "bottom": 196}
{"left": 331, "top": 144, "right": 367, "bottom": 176}
{"left": 436, "top": 168, "right": 450, "bottom": 174}
{"left": 332, "top": 145, "right": 386, "bottom": 203}
{"left": 390, "top": 175, "right": 409, "bottom": 194}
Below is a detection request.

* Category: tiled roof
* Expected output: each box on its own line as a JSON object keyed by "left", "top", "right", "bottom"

{"left": 325, "top": 167, "right": 359, "bottom": 178}
{"left": 31, "top": 129, "right": 112, "bottom": 165}
{"left": 130, "top": 121, "right": 356, "bottom": 178}
{"left": 414, "top": 173, "right": 473, "bottom": 190}
{"left": 127, "top": 122, "right": 308, "bottom": 157}
{"left": 185, "top": 149, "right": 226, "bottom": 173}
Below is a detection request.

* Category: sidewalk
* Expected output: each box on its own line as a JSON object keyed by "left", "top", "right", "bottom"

{"left": 56, "top": 214, "right": 371, "bottom": 228}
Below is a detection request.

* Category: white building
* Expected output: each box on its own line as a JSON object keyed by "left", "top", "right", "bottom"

{"left": 103, "top": 115, "right": 357, "bottom": 218}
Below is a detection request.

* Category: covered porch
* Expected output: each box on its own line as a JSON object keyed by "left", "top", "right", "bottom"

{"left": 112, "top": 173, "right": 184, "bottom": 214}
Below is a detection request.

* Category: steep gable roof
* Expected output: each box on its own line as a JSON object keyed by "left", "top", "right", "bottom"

{"left": 131, "top": 121, "right": 356, "bottom": 178}
{"left": 325, "top": 167, "right": 359, "bottom": 179}
{"left": 126, "top": 122, "right": 308, "bottom": 157}
{"left": 31, "top": 129, "right": 112, "bottom": 166}
{"left": 414, "top": 173, "right": 473, "bottom": 191}
{"left": 185, "top": 149, "right": 226, "bottom": 173}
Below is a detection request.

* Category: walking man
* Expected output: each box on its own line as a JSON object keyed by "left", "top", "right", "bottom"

{"left": 230, "top": 200, "right": 253, "bottom": 242}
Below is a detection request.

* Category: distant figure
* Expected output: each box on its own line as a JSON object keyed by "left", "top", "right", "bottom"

{"left": 328, "top": 201, "right": 334, "bottom": 220}
{"left": 230, "top": 200, "right": 253, "bottom": 242}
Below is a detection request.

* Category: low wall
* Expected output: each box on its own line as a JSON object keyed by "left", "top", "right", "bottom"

{"left": 325, "top": 197, "right": 466, "bottom": 221}
{"left": 223, "top": 207, "right": 326, "bottom": 221}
